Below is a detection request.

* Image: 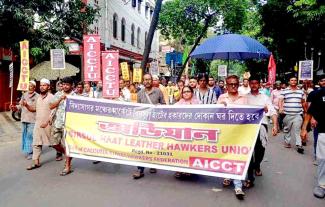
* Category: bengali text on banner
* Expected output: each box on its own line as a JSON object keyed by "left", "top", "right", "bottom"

{"left": 64, "top": 96, "right": 264, "bottom": 180}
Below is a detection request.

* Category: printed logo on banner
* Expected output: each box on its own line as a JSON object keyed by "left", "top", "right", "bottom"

{"left": 102, "top": 50, "right": 120, "bottom": 98}
{"left": 17, "top": 40, "right": 29, "bottom": 91}
{"left": 83, "top": 35, "right": 101, "bottom": 81}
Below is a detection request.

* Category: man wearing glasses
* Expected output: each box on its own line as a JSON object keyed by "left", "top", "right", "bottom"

{"left": 217, "top": 75, "right": 248, "bottom": 199}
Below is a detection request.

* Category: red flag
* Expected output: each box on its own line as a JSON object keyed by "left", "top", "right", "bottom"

{"left": 268, "top": 54, "right": 276, "bottom": 84}
{"left": 83, "top": 35, "right": 101, "bottom": 81}
{"left": 102, "top": 50, "right": 120, "bottom": 98}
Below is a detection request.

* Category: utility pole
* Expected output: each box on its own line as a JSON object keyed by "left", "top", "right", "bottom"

{"left": 140, "top": 0, "right": 163, "bottom": 73}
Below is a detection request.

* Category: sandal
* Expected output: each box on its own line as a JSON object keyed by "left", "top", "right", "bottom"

{"left": 255, "top": 169, "right": 262, "bottom": 176}
{"left": 235, "top": 188, "right": 245, "bottom": 200}
{"left": 133, "top": 170, "right": 144, "bottom": 179}
{"left": 223, "top": 178, "right": 231, "bottom": 187}
{"left": 26, "top": 164, "right": 41, "bottom": 170}
{"left": 174, "top": 172, "right": 182, "bottom": 179}
{"left": 243, "top": 180, "right": 255, "bottom": 188}
{"left": 60, "top": 168, "right": 73, "bottom": 176}
{"left": 149, "top": 168, "right": 157, "bottom": 173}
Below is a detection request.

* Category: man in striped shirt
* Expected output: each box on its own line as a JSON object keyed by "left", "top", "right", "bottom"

{"left": 194, "top": 74, "right": 217, "bottom": 104}
{"left": 279, "top": 76, "right": 307, "bottom": 153}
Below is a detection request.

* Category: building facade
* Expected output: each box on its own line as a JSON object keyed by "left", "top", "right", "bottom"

{"left": 88, "top": 0, "right": 159, "bottom": 66}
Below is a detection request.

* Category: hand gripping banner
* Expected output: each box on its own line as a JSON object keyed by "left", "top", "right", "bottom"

{"left": 64, "top": 96, "right": 264, "bottom": 180}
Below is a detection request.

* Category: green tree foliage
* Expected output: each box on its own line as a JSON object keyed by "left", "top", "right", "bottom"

{"left": 258, "top": 0, "right": 324, "bottom": 79}
{"left": 0, "top": 0, "right": 100, "bottom": 63}
{"left": 158, "top": 0, "right": 251, "bottom": 78}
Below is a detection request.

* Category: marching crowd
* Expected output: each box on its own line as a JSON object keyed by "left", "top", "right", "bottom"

{"left": 10, "top": 72, "right": 325, "bottom": 200}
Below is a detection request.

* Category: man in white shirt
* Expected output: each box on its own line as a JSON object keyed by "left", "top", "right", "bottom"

{"left": 245, "top": 75, "right": 278, "bottom": 188}
{"left": 238, "top": 78, "right": 250, "bottom": 95}
{"left": 119, "top": 79, "right": 131, "bottom": 102}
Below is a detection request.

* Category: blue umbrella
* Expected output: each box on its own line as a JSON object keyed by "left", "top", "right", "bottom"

{"left": 190, "top": 34, "right": 271, "bottom": 60}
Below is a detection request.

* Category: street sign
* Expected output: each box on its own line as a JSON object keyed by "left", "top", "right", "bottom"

{"left": 50, "top": 49, "right": 65, "bottom": 70}
{"left": 218, "top": 65, "right": 227, "bottom": 77}
{"left": 299, "top": 60, "right": 313, "bottom": 81}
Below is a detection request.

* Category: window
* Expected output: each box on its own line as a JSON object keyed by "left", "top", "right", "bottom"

{"left": 145, "top": 31, "right": 148, "bottom": 45}
{"left": 138, "top": 0, "right": 142, "bottom": 13}
{"left": 131, "top": 24, "right": 135, "bottom": 46}
{"left": 121, "top": 18, "right": 126, "bottom": 42}
{"left": 145, "top": 3, "right": 149, "bottom": 18}
{"left": 113, "top": 13, "right": 118, "bottom": 39}
{"left": 150, "top": 8, "right": 154, "bottom": 19}
{"left": 132, "top": 0, "right": 136, "bottom": 7}
{"left": 137, "top": 27, "right": 141, "bottom": 48}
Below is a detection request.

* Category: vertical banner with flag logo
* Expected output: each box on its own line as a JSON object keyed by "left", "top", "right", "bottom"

{"left": 17, "top": 40, "right": 29, "bottom": 91}
{"left": 268, "top": 54, "right": 276, "bottom": 84}
{"left": 133, "top": 68, "right": 142, "bottom": 83}
{"left": 102, "top": 50, "right": 120, "bottom": 98}
{"left": 83, "top": 35, "right": 101, "bottom": 81}
{"left": 120, "top": 62, "right": 130, "bottom": 81}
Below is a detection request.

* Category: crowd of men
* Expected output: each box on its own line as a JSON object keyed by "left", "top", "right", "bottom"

{"left": 11, "top": 73, "right": 325, "bottom": 200}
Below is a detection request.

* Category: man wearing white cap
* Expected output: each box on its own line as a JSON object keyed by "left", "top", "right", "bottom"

{"left": 10, "top": 80, "right": 39, "bottom": 159}
{"left": 24, "top": 78, "right": 62, "bottom": 170}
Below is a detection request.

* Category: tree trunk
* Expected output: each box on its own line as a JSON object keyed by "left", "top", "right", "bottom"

{"left": 140, "top": 0, "right": 163, "bottom": 72}
{"left": 177, "top": 15, "right": 213, "bottom": 80}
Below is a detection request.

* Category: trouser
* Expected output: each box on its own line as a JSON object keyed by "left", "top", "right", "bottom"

{"left": 247, "top": 134, "right": 266, "bottom": 182}
{"left": 279, "top": 113, "right": 285, "bottom": 130}
{"left": 21, "top": 122, "right": 35, "bottom": 155}
{"left": 283, "top": 114, "right": 303, "bottom": 146}
{"left": 314, "top": 127, "right": 319, "bottom": 159}
{"left": 316, "top": 133, "right": 325, "bottom": 188}
{"left": 32, "top": 145, "right": 42, "bottom": 161}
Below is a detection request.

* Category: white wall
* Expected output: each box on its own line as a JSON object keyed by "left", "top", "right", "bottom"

{"left": 89, "top": 0, "right": 159, "bottom": 61}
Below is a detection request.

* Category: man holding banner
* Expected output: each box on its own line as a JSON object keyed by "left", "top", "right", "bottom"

{"left": 217, "top": 75, "right": 248, "bottom": 199}
{"left": 50, "top": 77, "right": 76, "bottom": 176}
{"left": 133, "top": 73, "right": 166, "bottom": 179}
{"left": 245, "top": 75, "right": 278, "bottom": 188}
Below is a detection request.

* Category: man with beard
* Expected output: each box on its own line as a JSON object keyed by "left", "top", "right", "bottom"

{"left": 50, "top": 77, "right": 76, "bottom": 176}
{"left": 194, "top": 74, "right": 216, "bottom": 104}
{"left": 189, "top": 77, "right": 198, "bottom": 90}
{"left": 218, "top": 80, "right": 226, "bottom": 94}
{"left": 11, "top": 80, "right": 38, "bottom": 160}
{"left": 238, "top": 78, "right": 250, "bottom": 95}
{"left": 152, "top": 75, "right": 169, "bottom": 104}
{"left": 133, "top": 73, "right": 165, "bottom": 179}
{"left": 24, "top": 79, "right": 64, "bottom": 170}
{"left": 208, "top": 76, "right": 222, "bottom": 100}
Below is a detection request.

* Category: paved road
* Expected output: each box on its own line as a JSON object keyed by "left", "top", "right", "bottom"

{"left": 0, "top": 112, "right": 324, "bottom": 207}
